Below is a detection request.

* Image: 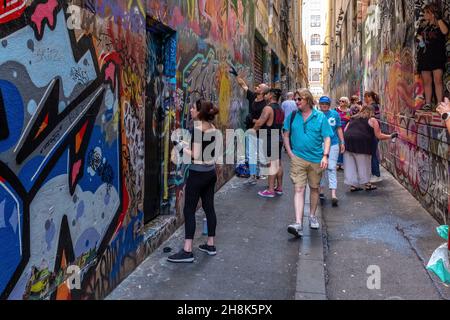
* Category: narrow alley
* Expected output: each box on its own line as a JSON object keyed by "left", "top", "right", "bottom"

{"left": 322, "top": 169, "right": 450, "bottom": 300}
{"left": 107, "top": 158, "right": 450, "bottom": 300}
{"left": 0, "top": 0, "right": 449, "bottom": 306}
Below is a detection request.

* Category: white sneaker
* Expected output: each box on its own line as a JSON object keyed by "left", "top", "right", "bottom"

{"left": 370, "top": 175, "right": 383, "bottom": 183}
{"left": 309, "top": 216, "right": 320, "bottom": 229}
{"left": 288, "top": 223, "right": 303, "bottom": 237}
{"left": 243, "top": 176, "right": 257, "bottom": 185}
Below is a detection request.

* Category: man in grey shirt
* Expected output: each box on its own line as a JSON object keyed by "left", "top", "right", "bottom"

{"left": 281, "top": 92, "right": 297, "bottom": 118}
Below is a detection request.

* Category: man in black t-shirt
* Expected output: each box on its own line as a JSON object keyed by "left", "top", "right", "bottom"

{"left": 236, "top": 77, "right": 270, "bottom": 185}
{"left": 237, "top": 77, "right": 270, "bottom": 129}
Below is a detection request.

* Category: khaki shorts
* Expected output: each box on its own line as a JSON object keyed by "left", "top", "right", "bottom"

{"left": 290, "top": 156, "right": 324, "bottom": 188}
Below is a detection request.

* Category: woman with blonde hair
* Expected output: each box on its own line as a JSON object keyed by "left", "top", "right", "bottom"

{"left": 343, "top": 105, "right": 397, "bottom": 192}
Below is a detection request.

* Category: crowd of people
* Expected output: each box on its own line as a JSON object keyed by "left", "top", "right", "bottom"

{"left": 164, "top": 2, "right": 449, "bottom": 263}
{"left": 236, "top": 82, "right": 398, "bottom": 238}
{"left": 166, "top": 76, "right": 401, "bottom": 262}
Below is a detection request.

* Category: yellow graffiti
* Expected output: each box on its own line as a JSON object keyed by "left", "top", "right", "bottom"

{"left": 163, "top": 108, "right": 176, "bottom": 201}
{"left": 218, "top": 71, "right": 231, "bottom": 126}
{"left": 122, "top": 66, "right": 143, "bottom": 107}
{"left": 128, "top": 0, "right": 145, "bottom": 17}
{"left": 187, "top": 0, "right": 198, "bottom": 22}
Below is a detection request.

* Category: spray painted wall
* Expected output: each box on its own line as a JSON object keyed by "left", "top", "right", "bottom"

{"left": 332, "top": 0, "right": 449, "bottom": 224}
{"left": 0, "top": 0, "right": 147, "bottom": 300}
{"left": 0, "top": 0, "right": 253, "bottom": 300}
{"left": 147, "top": 0, "right": 254, "bottom": 190}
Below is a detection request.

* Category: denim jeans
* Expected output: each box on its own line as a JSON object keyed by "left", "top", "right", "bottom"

{"left": 337, "top": 153, "right": 344, "bottom": 166}
{"left": 320, "top": 144, "right": 340, "bottom": 190}
{"left": 246, "top": 132, "right": 259, "bottom": 176}
{"left": 371, "top": 139, "right": 380, "bottom": 177}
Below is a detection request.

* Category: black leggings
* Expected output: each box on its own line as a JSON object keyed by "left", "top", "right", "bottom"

{"left": 184, "top": 169, "right": 217, "bottom": 239}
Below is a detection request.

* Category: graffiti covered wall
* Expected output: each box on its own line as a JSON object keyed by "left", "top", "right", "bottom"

{"left": 0, "top": 0, "right": 145, "bottom": 300}
{"left": 0, "top": 0, "right": 254, "bottom": 300}
{"left": 147, "top": 0, "right": 254, "bottom": 189}
{"left": 378, "top": 0, "right": 450, "bottom": 225}
{"left": 332, "top": 0, "right": 450, "bottom": 224}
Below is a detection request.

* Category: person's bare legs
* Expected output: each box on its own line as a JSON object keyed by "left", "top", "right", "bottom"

{"left": 294, "top": 186, "right": 306, "bottom": 224}
{"left": 433, "top": 69, "right": 444, "bottom": 103}
{"left": 276, "top": 163, "right": 283, "bottom": 189}
{"left": 331, "top": 189, "right": 337, "bottom": 199}
{"left": 266, "top": 160, "right": 276, "bottom": 192}
{"left": 184, "top": 239, "right": 193, "bottom": 252}
{"left": 309, "top": 187, "right": 320, "bottom": 217}
{"left": 421, "top": 71, "right": 433, "bottom": 105}
{"left": 268, "top": 174, "right": 276, "bottom": 192}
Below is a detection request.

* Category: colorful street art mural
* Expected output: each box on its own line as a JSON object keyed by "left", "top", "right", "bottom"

{"left": 0, "top": 0, "right": 253, "bottom": 300}
{"left": 0, "top": 0, "right": 145, "bottom": 300}
{"left": 147, "top": 0, "right": 254, "bottom": 191}
{"left": 332, "top": 0, "right": 449, "bottom": 224}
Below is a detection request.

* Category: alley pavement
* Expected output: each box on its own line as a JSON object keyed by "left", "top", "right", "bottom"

{"left": 107, "top": 158, "right": 450, "bottom": 300}
{"left": 322, "top": 168, "right": 450, "bottom": 300}
{"left": 107, "top": 157, "right": 314, "bottom": 300}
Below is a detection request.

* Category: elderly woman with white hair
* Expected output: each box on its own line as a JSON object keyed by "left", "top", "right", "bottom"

{"left": 336, "top": 96, "right": 351, "bottom": 170}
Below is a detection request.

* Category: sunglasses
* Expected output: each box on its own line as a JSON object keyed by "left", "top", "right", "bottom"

{"left": 295, "top": 97, "right": 306, "bottom": 102}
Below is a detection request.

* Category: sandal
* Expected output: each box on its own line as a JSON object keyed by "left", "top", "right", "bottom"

{"left": 350, "top": 186, "right": 363, "bottom": 192}
{"left": 365, "top": 183, "right": 377, "bottom": 191}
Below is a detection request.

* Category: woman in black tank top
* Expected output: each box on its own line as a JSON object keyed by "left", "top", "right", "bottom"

{"left": 168, "top": 100, "right": 220, "bottom": 263}
{"left": 343, "top": 105, "right": 397, "bottom": 191}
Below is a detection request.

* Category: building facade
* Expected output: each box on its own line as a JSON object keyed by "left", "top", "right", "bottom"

{"left": 254, "top": 0, "right": 308, "bottom": 91}
{"left": 303, "top": 0, "right": 328, "bottom": 99}
{"left": 326, "top": 0, "right": 450, "bottom": 225}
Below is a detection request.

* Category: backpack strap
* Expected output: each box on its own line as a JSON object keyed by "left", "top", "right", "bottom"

{"left": 289, "top": 110, "right": 297, "bottom": 148}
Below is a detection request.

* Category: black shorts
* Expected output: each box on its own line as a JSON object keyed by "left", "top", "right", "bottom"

{"left": 418, "top": 56, "right": 446, "bottom": 72}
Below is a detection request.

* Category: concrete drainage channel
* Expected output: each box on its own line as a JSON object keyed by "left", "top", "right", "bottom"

{"left": 295, "top": 195, "right": 328, "bottom": 300}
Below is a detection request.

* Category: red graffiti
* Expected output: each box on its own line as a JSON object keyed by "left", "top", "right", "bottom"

{"left": 71, "top": 160, "right": 81, "bottom": 188}
{"left": 105, "top": 63, "right": 116, "bottom": 88}
{"left": 113, "top": 179, "right": 129, "bottom": 237}
{"left": 100, "top": 52, "right": 121, "bottom": 90}
{"left": 31, "top": 0, "right": 59, "bottom": 38}
{"left": 0, "top": 0, "right": 26, "bottom": 24}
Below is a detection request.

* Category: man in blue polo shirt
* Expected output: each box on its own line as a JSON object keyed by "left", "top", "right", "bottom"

{"left": 283, "top": 89, "right": 333, "bottom": 238}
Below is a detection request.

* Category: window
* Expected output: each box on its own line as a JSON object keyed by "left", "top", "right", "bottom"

{"left": 309, "top": 68, "right": 322, "bottom": 82}
{"left": 311, "top": 15, "right": 321, "bottom": 27}
{"left": 311, "top": 50, "right": 321, "bottom": 62}
{"left": 254, "top": 37, "right": 264, "bottom": 86}
{"left": 311, "top": 34, "right": 321, "bottom": 45}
